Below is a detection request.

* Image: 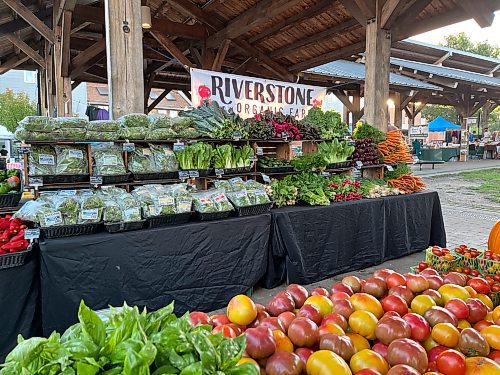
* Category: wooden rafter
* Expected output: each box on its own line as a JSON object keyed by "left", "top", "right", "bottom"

{"left": 61, "top": 10, "right": 72, "bottom": 77}
{"left": 73, "top": 4, "right": 105, "bottom": 24}
{"left": 338, "top": 0, "right": 368, "bottom": 25}
{"left": 434, "top": 51, "right": 452, "bottom": 65}
{"left": 206, "top": 0, "right": 303, "bottom": 48}
{"left": 69, "top": 38, "right": 106, "bottom": 79}
{"left": 233, "top": 57, "right": 254, "bottom": 74}
{"left": 401, "top": 91, "right": 419, "bottom": 108}
{"left": 459, "top": 1, "right": 495, "bottom": 28}
{"left": 148, "top": 89, "right": 170, "bottom": 112}
{"left": 168, "top": 0, "right": 224, "bottom": 30}
{"left": 212, "top": 39, "right": 231, "bottom": 71}
{"left": 381, "top": 0, "right": 418, "bottom": 29}
{"left": 0, "top": 54, "right": 29, "bottom": 74}
{"left": 248, "top": 0, "right": 335, "bottom": 44}
{"left": 150, "top": 31, "right": 194, "bottom": 71}
{"left": 333, "top": 89, "right": 356, "bottom": 112}
{"left": 0, "top": 7, "right": 52, "bottom": 35}
{"left": 2, "top": 0, "right": 55, "bottom": 42}
{"left": 153, "top": 18, "right": 208, "bottom": 39}
{"left": 55, "top": 0, "right": 77, "bottom": 25}
{"left": 5, "top": 33, "right": 45, "bottom": 68}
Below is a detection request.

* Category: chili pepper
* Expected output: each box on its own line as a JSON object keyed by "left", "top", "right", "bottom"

{"left": 19, "top": 224, "right": 27, "bottom": 230}
{"left": 0, "top": 249, "right": 8, "bottom": 255}
{"left": 9, "top": 218, "right": 22, "bottom": 233}
{"left": 2, "top": 239, "right": 29, "bottom": 253}
{"left": 5, "top": 215, "right": 11, "bottom": 219}
{"left": 0, "top": 228, "right": 12, "bottom": 243}
{"left": 0, "top": 218, "right": 9, "bottom": 231}
{"left": 10, "top": 230, "right": 24, "bottom": 242}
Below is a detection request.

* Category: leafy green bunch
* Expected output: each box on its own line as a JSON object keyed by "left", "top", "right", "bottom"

{"left": 0, "top": 301, "right": 258, "bottom": 375}
{"left": 174, "top": 143, "right": 214, "bottom": 170}
{"left": 317, "top": 139, "right": 355, "bottom": 164}
{"left": 301, "top": 107, "right": 348, "bottom": 139}
{"left": 213, "top": 145, "right": 254, "bottom": 169}
{"left": 352, "top": 121, "right": 386, "bottom": 143}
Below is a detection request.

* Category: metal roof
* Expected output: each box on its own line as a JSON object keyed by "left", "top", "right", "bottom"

{"left": 390, "top": 57, "right": 500, "bottom": 88}
{"left": 307, "top": 60, "right": 442, "bottom": 91}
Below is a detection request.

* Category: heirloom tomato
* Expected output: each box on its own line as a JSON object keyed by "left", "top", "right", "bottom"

{"left": 306, "top": 350, "right": 352, "bottom": 375}
{"left": 350, "top": 349, "right": 389, "bottom": 375}
{"left": 436, "top": 349, "right": 466, "bottom": 375}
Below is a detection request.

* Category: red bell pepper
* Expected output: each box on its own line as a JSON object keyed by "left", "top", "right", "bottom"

{"left": 0, "top": 218, "right": 10, "bottom": 231}
{"left": 10, "top": 230, "right": 24, "bottom": 242}
{"left": 0, "top": 229, "right": 12, "bottom": 243}
{"left": 2, "top": 239, "right": 29, "bottom": 253}
{"left": 9, "top": 218, "right": 22, "bottom": 234}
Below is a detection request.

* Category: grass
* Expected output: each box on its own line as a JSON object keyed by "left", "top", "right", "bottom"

{"left": 458, "top": 168, "right": 500, "bottom": 203}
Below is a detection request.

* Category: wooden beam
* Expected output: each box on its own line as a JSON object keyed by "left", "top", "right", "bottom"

{"left": 189, "top": 46, "right": 202, "bottom": 67}
{"left": 5, "top": 33, "right": 45, "bottom": 68}
{"left": 338, "top": 0, "right": 367, "bottom": 25}
{"left": 144, "top": 72, "right": 156, "bottom": 111}
{"left": 150, "top": 31, "right": 194, "bottom": 71}
{"left": 401, "top": 90, "right": 419, "bottom": 108}
{"left": 147, "top": 89, "right": 170, "bottom": 113}
{"left": 288, "top": 41, "right": 365, "bottom": 72}
{"left": 61, "top": 10, "right": 72, "bottom": 77}
{"left": 392, "top": 0, "right": 432, "bottom": 38}
{"left": 69, "top": 39, "right": 105, "bottom": 79}
{"left": 73, "top": 4, "right": 105, "bottom": 24}
{"left": 413, "top": 99, "right": 428, "bottom": 116}
{"left": 248, "top": 0, "right": 335, "bottom": 44}
{"left": 381, "top": 0, "right": 417, "bottom": 29}
{"left": 487, "top": 64, "right": 500, "bottom": 75}
{"left": 55, "top": 0, "right": 77, "bottom": 25}
{"left": 152, "top": 17, "right": 207, "bottom": 39}
{"left": 71, "top": 21, "right": 92, "bottom": 34}
{"left": 233, "top": 57, "right": 254, "bottom": 74}
{"left": 71, "top": 80, "right": 81, "bottom": 90}
{"left": 0, "top": 7, "right": 52, "bottom": 35}
{"left": 333, "top": 90, "right": 355, "bottom": 112}
{"left": 434, "top": 51, "right": 452, "bottom": 65}
{"left": 206, "top": 0, "right": 303, "bottom": 48}
{"left": 2, "top": 0, "right": 55, "bottom": 42}
{"left": 212, "top": 39, "right": 230, "bottom": 71}
{"left": 459, "top": 1, "right": 495, "bottom": 28}
{"left": 0, "top": 54, "right": 29, "bottom": 74}
{"left": 168, "top": 0, "right": 224, "bottom": 30}
{"left": 271, "top": 19, "right": 358, "bottom": 58}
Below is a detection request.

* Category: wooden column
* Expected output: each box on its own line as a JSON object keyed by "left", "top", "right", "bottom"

{"left": 38, "top": 68, "right": 48, "bottom": 115}
{"left": 44, "top": 42, "right": 55, "bottom": 117}
{"left": 364, "top": 18, "right": 391, "bottom": 132}
{"left": 343, "top": 106, "right": 350, "bottom": 125}
{"left": 393, "top": 92, "right": 402, "bottom": 128}
{"left": 54, "top": 25, "right": 72, "bottom": 116}
{"left": 104, "top": 0, "right": 144, "bottom": 119}
{"left": 352, "top": 92, "right": 362, "bottom": 123}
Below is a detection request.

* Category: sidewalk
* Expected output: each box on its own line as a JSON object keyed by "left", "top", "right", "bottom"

{"left": 412, "top": 159, "right": 500, "bottom": 176}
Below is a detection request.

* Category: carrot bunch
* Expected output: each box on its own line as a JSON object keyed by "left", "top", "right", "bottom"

{"left": 377, "top": 130, "right": 414, "bottom": 164}
{"left": 387, "top": 174, "right": 426, "bottom": 193}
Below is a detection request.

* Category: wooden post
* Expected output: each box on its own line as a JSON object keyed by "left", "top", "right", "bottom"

{"left": 364, "top": 18, "right": 391, "bottom": 132}
{"left": 343, "top": 106, "right": 350, "bottom": 125}
{"left": 393, "top": 92, "right": 402, "bottom": 128}
{"left": 104, "top": 0, "right": 144, "bottom": 118}
{"left": 44, "top": 42, "right": 55, "bottom": 116}
{"left": 38, "top": 68, "right": 48, "bottom": 116}
{"left": 54, "top": 25, "right": 72, "bottom": 116}
{"left": 352, "top": 91, "right": 362, "bottom": 123}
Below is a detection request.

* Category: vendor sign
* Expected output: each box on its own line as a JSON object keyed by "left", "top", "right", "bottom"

{"left": 190, "top": 68, "right": 326, "bottom": 119}
{"left": 409, "top": 125, "right": 429, "bottom": 137}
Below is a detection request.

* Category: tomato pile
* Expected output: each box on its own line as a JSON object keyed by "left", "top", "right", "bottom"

{"left": 190, "top": 268, "right": 500, "bottom": 375}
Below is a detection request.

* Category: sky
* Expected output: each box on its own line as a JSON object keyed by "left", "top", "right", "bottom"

{"left": 412, "top": 11, "right": 500, "bottom": 46}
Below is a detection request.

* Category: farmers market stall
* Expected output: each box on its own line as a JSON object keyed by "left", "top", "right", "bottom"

{"left": 39, "top": 214, "right": 270, "bottom": 335}
{"left": 263, "top": 191, "right": 446, "bottom": 287}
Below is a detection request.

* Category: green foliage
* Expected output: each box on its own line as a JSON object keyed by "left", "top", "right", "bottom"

{"left": 302, "top": 107, "right": 348, "bottom": 139}
{"left": 0, "top": 89, "right": 37, "bottom": 133}
{"left": 352, "top": 121, "right": 386, "bottom": 143}
{"left": 487, "top": 107, "right": 500, "bottom": 132}
{"left": 421, "top": 105, "right": 459, "bottom": 124}
{"left": 442, "top": 32, "right": 500, "bottom": 58}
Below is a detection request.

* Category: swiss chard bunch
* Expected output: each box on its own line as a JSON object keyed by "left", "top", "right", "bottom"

{"left": 0, "top": 301, "right": 258, "bottom": 375}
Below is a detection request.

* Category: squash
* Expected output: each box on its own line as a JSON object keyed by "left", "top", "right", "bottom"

{"left": 488, "top": 220, "right": 500, "bottom": 254}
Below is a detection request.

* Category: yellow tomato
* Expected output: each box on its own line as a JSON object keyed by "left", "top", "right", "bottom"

{"left": 465, "top": 356, "right": 500, "bottom": 375}
{"left": 431, "top": 323, "right": 460, "bottom": 347}
{"left": 319, "top": 323, "right": 345, "bottom": 336}
{"left": 438, "top": 284, "right": 471, "bottom": 303}
{"left": 237, "top": 357, "right": 260, "bottom": 371}
{"left": 304, "top": 295, "right": 334, "bottom": 316}
{"left": 493, "top": 306, "right": 500, "bottom": 322}
{"left": 458, "top": 319, "right": 472, "bottom": 329}
{"left": 227, "top": 295, "right": 257, "bottom": 326}
{"left": 481, "top": 325, "right": 500, "bottom": 350}
{"left": 346, "top": 333, "right": 371, "bottom": 353}
{"left": 422, "top": 335, "right": 440, "bottom": 351}
{"left": 411, "top": 295, "right": 437, "bottom": 315}
{"left": 306, "top": 350, "right": 352, "bottom": 375}
{"left": 348, "top": 310, "right": 378, "bottom": 340}
{"left": 350, "top": 349, "right": 389, "bottom": 375}
{"left": 350, "top": 293, "right": 384, "bottom": 318}
{"left": 272, "top": 330, "right": 294, "bottom": 352}
{"left": 477, "top": 294, "right": 494, "bottom": 310}
{"left": 464, "top": 286, "right": 478, "bottom": 298}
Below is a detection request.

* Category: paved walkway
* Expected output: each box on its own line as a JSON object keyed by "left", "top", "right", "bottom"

{"left": 412, "top": 159, "right": 500, "bottom": 176}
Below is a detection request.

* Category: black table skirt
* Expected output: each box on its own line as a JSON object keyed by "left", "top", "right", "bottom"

{"left": 39, "top": 214, "right": 271, "bottom": 335}
{"left": 0, "top": 253, "right": 41, "bottom": 363}
{"left": 262, "top": 191, "right": 446, "bottom": 287}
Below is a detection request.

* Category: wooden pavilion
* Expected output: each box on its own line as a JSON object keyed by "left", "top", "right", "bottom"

{"left": 0, "top": 0, "right": 499, "bottom": 131}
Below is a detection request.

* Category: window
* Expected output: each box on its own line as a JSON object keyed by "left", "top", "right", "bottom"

{"left": 96, "top": 87, "right": 109, "bottom": 96}
{"left": 150, "top": 92, "right": 159, "bottom": 100}
{"left": 166, "top": 93, "right": 176, "bottom": 101}
{"left": 157, "top": 109, "right": 167, "bottom": 114}
{"left": 24, "top": 71, "right": 36, "bottom": 84}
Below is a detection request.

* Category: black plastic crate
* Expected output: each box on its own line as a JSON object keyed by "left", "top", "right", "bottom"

{"left": 146, "top": 211, "right": 193, "bottom": 228}
{"left": 234, "top": 201, "right": 274, "bottom": 217}
{"left": 0, "top": 244, "right": 32, "bottom": 270}
{"left": 40, "top": 174, "right": 89, "bottom": 184}
{"left": 41, "top": 222, "right": 103, "bottom": 239}
{"left": 257, "top": 166, "right": 295, "bottom": 174}
{"left": 105, "top": 220, "right": 145, "bottom": 233}
{"left": 195, "top": 210, "right": 232, "bottom": 221}
{"left": 101, "top": 174, "right": 130, "bottom": 185}
{"left": 132, "top": 172, "right": 179, "bottom": 181}
{"left": 326, "top": 161, "right": 351, "bottom": 170}
{"left": 0, "top": 193, "right": 22, "bottom": 208}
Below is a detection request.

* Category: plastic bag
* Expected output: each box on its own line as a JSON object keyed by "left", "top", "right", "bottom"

{"left": 54, "top": 117, "right": 88, "bottom": 129}
{"left": 13, "top": 200, "right": 52, "bottom": 222}
{"left": 87, "top": 120, "right": 120, "bottom": 132}
{"left": 18, "top": 116, "right": 54, "bottom": 132}
{"left": 117, "top": 113, "right": 149, "bottom": 128}
{"left": 15, "top": 128, "right": 52, "bottom": 141}
{"left": 93, "top": 148, "right": 126, "bottom": 176}
{"left": 210, "top": 189, "right": 234, "bottom": 211}
{"left": 118, "top": 127, "right": 146, "bottom": 140}
{"left": 55, "top": 145, "right": 89, "bottom": 175}
{"left": 54, "top": 195, "right": 80, "bottom": 225}
{"left": 128, "top": 146, "right": 155, "bottom": 173}
{"left": 79, "top": 194, "right": 104, "bottom": 224}
{"left": 86, "top": 131, "right": 116, "bottom": 141}
{"left": 53, "top": 128, "right": 87, "bottom": 140}
{"left": 102, "top": 198, "right": 123, "bottom": 223}
{"left": 146, "top": 128, "right": 177, "bottom": 140}
{"left": 150, "top": 144, "right": 178, "bottom": 172}
{"left": 192, "top": 191, "right": 217, "bottom": 213}
{"left": 149, "top": 115, "right": 172, "bottom": 129}
{"left": 227, "top": 190, "right": 251, "bottom": 207}
{"left": 29, "top": 145, "right": 56, "bottom": 176}
{"left": 119, "top": 195, "right": 142, "bottom": 222}
{"left": 247, "top": 189, "right": 270, "bottom": 205}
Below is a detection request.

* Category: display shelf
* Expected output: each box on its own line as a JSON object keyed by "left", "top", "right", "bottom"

{"left": 0, "top": 205, "right": 23, "bottom": 215}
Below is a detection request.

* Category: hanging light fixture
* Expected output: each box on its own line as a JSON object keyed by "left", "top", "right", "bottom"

{"left": 141, "top": 6, "right": 152, "bottom": 29}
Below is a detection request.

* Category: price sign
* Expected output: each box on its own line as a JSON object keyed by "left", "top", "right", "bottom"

{"left": 29, "top": 176, "right": 43, "bottom": 188}
{"left": 355, "top": 161, "right": 363, "bottom": 168}
{"left": 256, "top": 147, "right": 264, "bottom": 156}
{"left": 232, "top": 131, "right": 241, "bottom": 141}
{"left": 262, "top": 174, "right": 271, "bottom": 184}
{"left": 250, "top": 156, "right": 258, "bottom": 162}
{"left": 386, "top": 165, "right": 394, "bottom": 172}
{"left": 321, "top": 171, "right": 330, "bottom": 177}
{"left": 90, "top": 176, "right": 103, "bottom": 186}
{"left": 123, "top": 142, "right": 135, "bottom": 152}
{"left": 215, "top": 168, "right": 224, "bottom": 177}
{"left": 17, "top": 143, "right": 31, "bottom": 154}
{"left": 81, "top": 209, "right": 99, "bottom": 220}
{"left": 24, "top": 228, "right": 40, "bottom": 240}
{"left": 173, "top": 142, "right": 185, "bottom": 151}
{"left": 189, "top": 170, "right": 200, "bottom": 178}
{"left": 282, "top": 131, "right": 289, "bottom": 140}
{"left": 178, "top": 171, "right": 189, "bottom": 180}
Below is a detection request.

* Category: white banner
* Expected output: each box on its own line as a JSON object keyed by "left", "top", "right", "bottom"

{"left": 190, "top": 68, "right": 326, "bottom": 119}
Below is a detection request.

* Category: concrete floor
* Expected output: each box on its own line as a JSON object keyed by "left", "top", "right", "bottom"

{"left": 225, "top": 160, "right": 500, "bottom": 309}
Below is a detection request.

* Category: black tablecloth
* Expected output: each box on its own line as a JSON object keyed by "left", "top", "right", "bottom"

{"left": 40, "top": 215, "right": 271, "bottom": 335}
{"left": 0, "top": 254, "right": 41, "bottom": 362}
{"left": 262, "top": 191, "right": 446, "bottom": 287}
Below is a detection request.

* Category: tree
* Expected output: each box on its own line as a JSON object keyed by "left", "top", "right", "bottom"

{"left": 421, "top": 104, "right": 459, "bottom": 123}
{"left": 442, "top": 32, "right": 500, "bottom": 58}
{"left": 488, "top": 107, "right": 500, "bottom": 132}
{"left": 0, "top": 89, "right": 37, "bottom": 133}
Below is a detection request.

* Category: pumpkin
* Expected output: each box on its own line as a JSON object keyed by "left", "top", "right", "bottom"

{"left": 488, "top": 220, "right": 500, "bottom": 254}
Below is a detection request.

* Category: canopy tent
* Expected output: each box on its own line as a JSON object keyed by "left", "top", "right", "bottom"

{"left": 428, "top": 116, "right": 461, "bottom": 132}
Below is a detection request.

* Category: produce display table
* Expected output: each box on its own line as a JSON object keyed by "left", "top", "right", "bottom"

{"left": 263, "top": 192, "right": 446, "bottom": 287}
{"left": 0, "top": 254, "right": 41, "bottom": 363}
{"left": 419, "top": 147, "right": 460, "bottom": 162}
{"left": 39, "top": 214, "right": 271, "bottom": 335}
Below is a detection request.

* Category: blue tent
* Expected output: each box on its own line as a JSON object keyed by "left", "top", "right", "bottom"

{"left": 428, "top": 116, "right": 461, "bottom": 132}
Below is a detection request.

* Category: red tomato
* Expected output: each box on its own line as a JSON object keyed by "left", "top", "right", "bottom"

{"left": 466, "top": 298, "right": 488, "bottom": 323}
{"left": 467, "top": 278, "right": 491, "bottom": 294}
{"left": 212, "top": 325, "right": 236, "bottom": 338}
{"left": 356, "top": 370, "right": 383, "bottom": 375}
{"left": 445, "top": 298, "right": 469, "bottom": 319}
{"left": 387, "top": 273, "right": 407, "bottom": 289}
{"left": 428, "top": 345, "right": 449, "bottom": 362}
{"left": 381, "top": 295, "right": 408, "bottom": 316}
{"left": 402, "top": 313, "right": 431, "bottom": 342}
{"left": 436, "top": 349, "right": 466, "bottom": 375}
{"left": 472, "top": 320, "right": 492, "bottom": 332}
{"left": 488, "top": 350, "right": 500, "bottom": 365}
{"left": 372, "top": 342, "right": 389, "bottom": 359}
